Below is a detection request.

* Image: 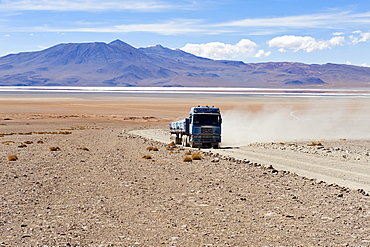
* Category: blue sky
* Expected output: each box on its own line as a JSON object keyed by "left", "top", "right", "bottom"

{"left": 1, "top": 0, "right": 370, "bottom": 66}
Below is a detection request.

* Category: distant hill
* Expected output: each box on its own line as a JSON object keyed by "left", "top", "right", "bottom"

{"left": 0, "top": 39, "right": 369, "bottom": 88}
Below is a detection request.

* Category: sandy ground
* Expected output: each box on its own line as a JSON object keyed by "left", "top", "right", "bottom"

{"left": 1, "top": 92, "right": 370, "bottom": 246}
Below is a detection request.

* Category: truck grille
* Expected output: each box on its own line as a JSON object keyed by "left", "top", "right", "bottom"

{"left": 201, "top": 128, "right": 213, "bottom": 134}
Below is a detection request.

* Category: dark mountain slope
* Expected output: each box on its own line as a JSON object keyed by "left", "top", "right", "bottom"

{"left": 0, "top": 40, "right": 369, "bottom": 88}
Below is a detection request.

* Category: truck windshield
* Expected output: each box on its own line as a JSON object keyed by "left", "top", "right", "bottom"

{"left": 193, "top": 114, "right": 221, "bottom": 125}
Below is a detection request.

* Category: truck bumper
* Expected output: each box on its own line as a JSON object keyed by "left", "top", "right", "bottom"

{"left": 191, "top": 136, "right": 221, "bottom": 148}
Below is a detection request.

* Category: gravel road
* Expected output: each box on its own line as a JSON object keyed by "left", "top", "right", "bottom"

{"left": 130, "top": 129, "right": 370, "bottom": 194}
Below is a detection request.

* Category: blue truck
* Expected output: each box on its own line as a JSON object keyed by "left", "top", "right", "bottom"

{"left": 170, "top": 106, "right": 222, "bottom": 148}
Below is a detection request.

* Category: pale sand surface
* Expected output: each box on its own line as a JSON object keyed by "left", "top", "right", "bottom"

{"left": 1, "top": 92, "right": 370, "bottom": 246}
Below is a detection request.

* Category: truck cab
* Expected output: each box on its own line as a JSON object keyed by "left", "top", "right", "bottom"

{"left": 188, "top": 106, "right": 222, "bottom": 148}
{"left": 170, "top": 106, "right": 222, "bottom": 149}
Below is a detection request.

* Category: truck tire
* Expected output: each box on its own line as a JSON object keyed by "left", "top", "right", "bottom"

{"left": 175, "top": 134, "right": 181, "bottom": 145}
{"left": 181, "top": 135, "right": 187, "bottom": 147}
{"left": 186, "top": 136, "right": 190, "bottom": 147}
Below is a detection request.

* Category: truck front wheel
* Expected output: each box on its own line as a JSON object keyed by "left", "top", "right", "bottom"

{"left": 181, "top": 135, "right": 187, "bottom": 147}
{"left": 186, "top": 136, "right": 190, "bottom": 147}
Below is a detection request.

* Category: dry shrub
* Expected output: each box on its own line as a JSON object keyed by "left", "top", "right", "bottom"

{"left": 183, "top": 156, "right": 193, "bottom": 162}
{"left": 18, "top": 132, "right": 32, "bottom": 135}
{"left": 147, "top": 146, "right": 159, "bottom": 151}
{"left": 18, "top": 144, "right": 27, "bottom": 148}
{"left": 191, "top": 152, "right": 203, "bottom": 160}
{"left": 142, "top": 155, "right": 152, "bottom": 159}
{"left": 59, "top": 131, "right": 72, "bottom": 135}
{"left": 307, "top": 142, "right": 322, "bottom": 146}
{"left": 7, "top": 154, "right": 18, "bottom": 161}
{"left": 184, "top": 151, "right": 192, "bottom": 155}
{"left": 168, "top": 141, "right": 176, "bottom": 147}
{"left": 24, "top": 141, "right": 33, "bottom": 144}
{"left": 2, "top": 141, "right": 15, "bottom": 145}
{"left": 37, "top": 140, "right": 44, "bottom": 144}
{"left": 77, "top": 147, "right": 89, "bottom": 151}
{"left": 49, "top": 147, "right": 61, "bottom": 151}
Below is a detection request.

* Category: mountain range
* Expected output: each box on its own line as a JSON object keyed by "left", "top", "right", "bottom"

{"left": 0, "top": 39, "right": 369, "bottom": 88}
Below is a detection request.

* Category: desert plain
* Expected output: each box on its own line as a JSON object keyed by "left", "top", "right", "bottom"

{"left": 1, "top": 91, "right": 370, "bottom": 246}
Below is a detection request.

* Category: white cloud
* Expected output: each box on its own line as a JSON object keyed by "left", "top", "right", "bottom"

{"left": 33, "top": 19, "right": 208, "bottom": 35}
{"left": 333, "top": 32, "right": 344, "bottom": 36}
{"left": 0, "top": 0, "right": 178, "bottom": 12}
{"left": 181, "top": 39, "right": 261, "bottom": 60}
{"left": 350, "top": 30, "right": 370, "bottom": 44}
{"left": 112, "top": 19, "right": 207, "bottom": 35}
{"left": 254, "top": 49, "right": 271, "bottom": 58}
{"left": 217, "top": 11, "right": 370, "bottom": 30}
{"left": 267, "top": 35, "right": 345, "bottom": 52}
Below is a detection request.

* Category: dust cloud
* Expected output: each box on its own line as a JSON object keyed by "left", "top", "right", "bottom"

{"left": 221, "top": 101, "right": 370, "bottom": 146}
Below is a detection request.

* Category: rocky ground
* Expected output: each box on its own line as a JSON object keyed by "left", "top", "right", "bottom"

{"left": 249, "top": 140, "right": 370, "bottom": 163}
{"left": 1, "top": 118, "right": 370, "bottom": 246}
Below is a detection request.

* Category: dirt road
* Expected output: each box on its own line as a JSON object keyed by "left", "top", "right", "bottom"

{"left": 130, "top": 129, "right": 370, "bottom": 193}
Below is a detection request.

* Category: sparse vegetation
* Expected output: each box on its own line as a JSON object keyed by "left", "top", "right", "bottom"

{"left": 191, "top": 152, "right": 203, "bottom": 160}
{"left": 2, "top": 141, "right": 15, "bottom": 145}
{"left": 168, "top": 141, "right": 176, "bottom": 147}
{"left": 307, "top": 142, "right": 323, "bottom": 146}
{"left": 0, "top": 131, "right": 72, "bottom": 136}
{"left": 49, "top": 147, "right": 61, "bottom": 151}
{"left": 59, "top": 131, "right": 72, "bottom": 135}
{"left": 77, "top": 147, "right": 89, "bottom": 151}
{"left": 142, "top": 155, "right": 152, "bottom": 159}
{"left": 18, "top": 132, "right": 32, "bottom": 135}
{"left": 146, "top": 146, "right": 159, "bottom": 151}
{"left": 7, "top": 154, "right": 18, "bottom": 161}
{"left": 182, "top": 156, "right": 193, "bottom": 162}
{"left": 184, "top": 151, "right": 192, "bottom": 155}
